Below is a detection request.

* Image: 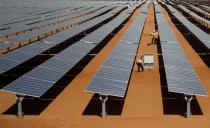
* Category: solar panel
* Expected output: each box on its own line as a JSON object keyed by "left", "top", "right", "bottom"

{"left": 97, "top": 66, "right": 131, "bottom": 81}
{"left": 0, "top": 41, "right": 13, "bottom": 50}
{"left": 110, "top": 6, "right": 126, "bottom": 14}
{"left": 3, "top": 76, "right": 55, "bottom": 97}
{"left": 86, "top": 76, "right": 128, "bottom": 97}
{"left": 0, "top": 41, "right": 54, "bottom": 74}
{"left": 24, "top": 67, "right": 66, "bottom": 82}
{"left": 103, "top": 57, "right": 134, "bottom": 70}
{"left": 0, "top": 58, "right": 21, "bottom": 73}
{"left": 109, "top": 50, "right": 136, "bottom": 60}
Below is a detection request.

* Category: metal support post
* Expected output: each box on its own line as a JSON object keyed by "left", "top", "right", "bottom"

{"left": 99, "top": 95, "right": 108, "bottom": 118}
{"left": 184, "top": 95, "right": 193, "bottom": 118}
{"left": 16, "top": 94, "right": 24, "bottom": 118}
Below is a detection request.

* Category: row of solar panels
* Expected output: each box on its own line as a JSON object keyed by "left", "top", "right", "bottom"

{"left": 169, "top": 0, "right": 210, "bottom": 7}
{"left": 26, "top": 7, "right": 95, "bottom": 28}
{"left": 0, "top": 0, "right": 124, "bottom": 8}
{"left": 0, "top": 6, "right": 117, "bottom": 51}
{"left": 0, "top": 4, "right": 126, "bottom": 35}
{"left": 0, "top": 7, "right": 78, "bottom": 27}
{"left": 0, "top": 4, "right": 131, "bottom": 97}
{"left": 0, "top": 0, "right": 124, "bottom": 28}
{"left": 0, "top": 7, "right": 68, "bottom": 26}
{"left": 0, "top": 0, "right": 126, "bottom": 26}
{"left": 160, "top": 2, "right": 210, "bottom": 49}
{"left": 200, "top": 5, "right": 210, "bottom": 13}
{"left": 168, "top": 0, "right": 210, "bottom": 16}
{"left": 0, "top": 6, "right": 91, "bottom": 37}
{"left": 177, "top": 5, "right": 210, "bottom": 25}
{"left": 85, "top": 2, "right": 149, "bottom": 97}
{"left": 154, "top": 3, "right": 207, "bottom": 96}
{"left": 0, "top": 6, "right": 113, "bottom": 38}
{"left": 188, "top": 5, "right": 210, "bottom": 19}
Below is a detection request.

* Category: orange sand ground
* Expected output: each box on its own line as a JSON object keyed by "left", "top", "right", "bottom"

{"left": 0, "top": 3, "right": 210, "bottom": 128}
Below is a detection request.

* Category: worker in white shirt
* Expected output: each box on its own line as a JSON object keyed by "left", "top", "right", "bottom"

{"left": 136, "top": 57, "right": 144, "bottom": 72}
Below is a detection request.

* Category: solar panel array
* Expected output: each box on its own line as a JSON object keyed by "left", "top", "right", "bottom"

{"left": 0, "top": 7, "right": 93, "bottom": 37}
{"left": 0, "top": 7, "right": 63, "bottom": 26}
{"left": 177, "top": 5, "right": 210, "bottom": 25}
{"left": 200, "top": 5, "right": 210, "bottom": 13}
{"left": 188, "top": 5, "right": 210, "bottom": 19}
{"left": 0, "top": 0, "right": 124, "bottom": 26}
{"left": 169, "top": 0, "right": 210, "bottom": 7}
{"left": 162, "top": 3, "right": 210, "bottom": 49}
{"left": 85, "top": 3, "right": 149, "bottom": 98}
{"left": 0, "top": 6, "right": 116, "bottom": 51}
{"left": 1, "top": 6, "right": 132, "bottom": 97}
{"left": 0, "top": 6, "right": 125, "bottom": 75}
{"left": 168, "top": 0, "right": 209, "bottom": 18}
{"left": 154, "top": 3, "right": 207, "bottom": 96}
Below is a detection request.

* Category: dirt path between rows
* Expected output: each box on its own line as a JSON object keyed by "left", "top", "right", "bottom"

{"left": 123, "top": 3, "right": 163, "bottom": 118}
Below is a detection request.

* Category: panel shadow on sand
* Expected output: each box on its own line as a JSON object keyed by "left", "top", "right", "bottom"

{"left": 82, "top": 94, "right": 125, "bottom": 116}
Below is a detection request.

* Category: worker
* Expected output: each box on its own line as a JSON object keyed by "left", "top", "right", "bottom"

{"left": 136, "top": 57, "right": 144, "bottom": 72}
{"left": 149, "top": 30, "right": 155, "bottom": 45}
{"left": 154, "top": 30, "right": 159, "bottom": 44}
